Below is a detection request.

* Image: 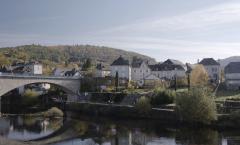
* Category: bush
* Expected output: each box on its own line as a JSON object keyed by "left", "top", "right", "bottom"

{"left": 44, "top": 107, "right": 64, "bottom": 118}
{"left": 151, "top": 88, "right": 176, "bottom": 106}
{"left": 22, "top": 89, "right": 39, "bottom": 106}
{"left": 176, "top": 88, "right": 217, "bottom": 124}
{"left": 135, "top": 96, "right": 151, "bottom": 114}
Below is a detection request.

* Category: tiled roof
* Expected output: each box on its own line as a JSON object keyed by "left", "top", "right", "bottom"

{"left": 149, "top": 63, "right": 185, "bottom": 71}
{"left": 111, "top": 56, "right": 129, "bottom": 66}
{"left": 225, "top": 62, "right": 240, "bottom": 74}
{"left": 163, "top": 59, "right": 184, "bottom": 66}
{"left": 199, "top": 58, "right": 219, "bottom": 65}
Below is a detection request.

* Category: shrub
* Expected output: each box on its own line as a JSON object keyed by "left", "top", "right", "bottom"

{"left": 135, "top": 96, "right": 151, "bottom": 114}
{"left": 176, "top": 88, "right": 217, "bottom": 124}
{"left": 151, "top": 88, "right": 176, "bottom": 106}
{"left": 44, "top": 107, "right": 64, "bottom": 118}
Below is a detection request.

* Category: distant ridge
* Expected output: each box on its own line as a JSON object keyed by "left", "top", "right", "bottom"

{"left": 0, "top": 44, "right": 156, "bottom": 67}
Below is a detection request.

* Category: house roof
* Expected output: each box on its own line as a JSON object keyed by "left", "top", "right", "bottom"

{"left": 199, "top": 58, "right": 219, "bottom": 66}
{"left": 131, "top": 58, "right": 149, "bottom": 68}
{"left": 149, "top": 63, "right": 185, "bottom": 71}
{"left": 132, "top": 60, "right": 143, "bottom": 68}
{"left": 111, "top": 56, "right": 129, "bottom": 66}
{"left": 163, "top": 59, "right": 184, "bottom": 66}
{"left": 225, "top": 62, "right": 240, "bottom": 74}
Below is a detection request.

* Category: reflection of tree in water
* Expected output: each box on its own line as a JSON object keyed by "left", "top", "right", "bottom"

{"left": 176, "top": 128, "right": 220, "bottom": 145}
{"left": 8, "top": 116, "right": 62, "bottom": 134}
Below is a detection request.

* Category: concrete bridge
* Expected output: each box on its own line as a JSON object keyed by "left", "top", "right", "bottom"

{"left": 0, "top": 74, "right": 81, "bottom": 97}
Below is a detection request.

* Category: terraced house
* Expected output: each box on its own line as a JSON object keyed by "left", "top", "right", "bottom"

{"left": 110, "top": 57, "right": 186, "bottom": 87}
{"left": 149, "top": 59, "right": 186, "bottom": 80}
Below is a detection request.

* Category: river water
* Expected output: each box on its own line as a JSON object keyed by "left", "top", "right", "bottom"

{"left": 0, "top": 115, "right": 240, "bottom": 145}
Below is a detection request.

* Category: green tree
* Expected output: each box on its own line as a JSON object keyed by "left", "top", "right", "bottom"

{"left": 151, "top": 88, "right": 176, "bottom": 106}
{"left": 115, "top": 71, "right": 119, "bottom": 92}
{"left": 82, "top": 58, "right": 92, "bottom": 71}
{"left": 176, "top": 88, "right": 217, "bottom": 124}
{"left": 135, "top": 96, "right": 151, "bottom": 114}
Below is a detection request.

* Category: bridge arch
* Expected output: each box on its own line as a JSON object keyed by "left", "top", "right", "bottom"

{"left": 0, "top": 75, "right": 81, "bottom": 97}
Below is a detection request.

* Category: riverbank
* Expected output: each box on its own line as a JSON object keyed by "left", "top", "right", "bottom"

{"left": 1, "top": 107, "right": 64, "bottom": 118}
{"left": 66, "top": 101, "right": 240, "bottom": 129}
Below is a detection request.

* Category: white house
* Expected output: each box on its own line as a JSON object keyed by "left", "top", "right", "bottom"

{"left": 199, "top": 58, "right": 220, "bottom": 83}
{"left": 131, "top": 60, "right": 151, "bottom": 84}
{"left": 53, "top": 68, "right": 81, "bottom": 77}
{"left": 149, "top": 59, "right": 186, "bottom": 80}
{"left": 110, "top": 56, "right": 131, "bottom": 80}
{"left": 95, "top": 63, "right": 110, "bottom": 78}
{"left": 24, "top": 63, "right": 43, "bottom": 75}
{"left": 225, "top": 62, "right": 240, "bottom": 90}
{"left": 11, "top": 62, "right": 43, "bottom": 75}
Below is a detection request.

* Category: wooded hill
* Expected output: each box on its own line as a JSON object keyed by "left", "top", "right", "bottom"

{"left": 0, "top": 44, "right": 156, "bottom": 74}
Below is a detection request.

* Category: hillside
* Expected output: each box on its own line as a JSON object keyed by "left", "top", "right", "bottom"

{"left": 0, "top": 44, "right": 156, "bottom": 73}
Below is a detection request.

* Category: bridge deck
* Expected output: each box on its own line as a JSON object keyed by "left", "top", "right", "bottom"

{"left": 0, "top": 74, "right": 81, "bottom": 80}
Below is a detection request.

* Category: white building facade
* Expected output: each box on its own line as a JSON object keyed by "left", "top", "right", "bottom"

{"left": 131, "top": 61, "right": 151, "bottom": 82}
{"left": 24, "top": 63, "right": 43, "bottom": 75}
{"left": 110, "top": 56, "right": 131, "bottom": 80}
{"left": 199, "top": 58, "right": 220, "bottom": 83}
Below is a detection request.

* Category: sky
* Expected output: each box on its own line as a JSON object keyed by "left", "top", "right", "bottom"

{"left": 1, "top": 0, "right": 240, "bottom": 63}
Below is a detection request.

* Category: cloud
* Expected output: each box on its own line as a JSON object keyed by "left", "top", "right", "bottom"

{"left": 96, "top": 2, "right": 240, "bottom": 34}
{"left": 79, "top": 36, "right": 240, "bottom": 62}
{"left": 82, "top": 2, "right": 240, "bottom": 62}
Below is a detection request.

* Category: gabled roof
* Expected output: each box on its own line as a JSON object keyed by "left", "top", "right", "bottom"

{"left": 131, "top": 58, "right": 149, "bottom": 68}
{"left": 149, "top": 63, "right": 185, "bottom": 71}
{"left": 199, "top": 58, "right": 219, "bottom": 66}
{"left": 111, "top": 56, "right": 129, "bottom": 66}
{"left": 132, "top": 59, "right": 143, "bottom": 68}
{"left": 225, "top": 62, "right": 240, "bottom": 74}
{"left": 163, "top": 59, "right": 184, "bottom": 66}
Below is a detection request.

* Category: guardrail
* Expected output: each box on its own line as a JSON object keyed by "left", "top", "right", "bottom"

{"left": 0, "top": 73, "right": 81, "bottom": 80}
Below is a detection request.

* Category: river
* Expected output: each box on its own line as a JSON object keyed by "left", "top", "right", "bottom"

{"left": 0, "top": 115, "right": 239, "bottom": 145}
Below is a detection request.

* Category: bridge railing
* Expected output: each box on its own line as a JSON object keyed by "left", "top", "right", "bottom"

{"left": 0, "top": 73, "right": 81, "bottom": 80}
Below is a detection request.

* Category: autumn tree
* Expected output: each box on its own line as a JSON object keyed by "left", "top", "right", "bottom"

{"left": 0, "top": 53, "right": 10, "bottom": 66}
{"left": 190, "top": 64, "right": 209, "bottom": 87}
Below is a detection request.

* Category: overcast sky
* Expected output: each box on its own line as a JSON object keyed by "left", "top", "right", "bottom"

{"left": 1, "top": 0, "right": 240, "bottom": 63}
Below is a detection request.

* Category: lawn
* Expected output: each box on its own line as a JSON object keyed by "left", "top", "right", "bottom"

{"left": 215, "top": 89, "right": 240, "bottom": 101}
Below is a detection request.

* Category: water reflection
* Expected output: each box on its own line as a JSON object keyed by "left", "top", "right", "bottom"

{"left": 0, "top": 115, "right": 63, "bottom": 140}
{"left": 52, "top": 117, "right": 240, "bottom": 145}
